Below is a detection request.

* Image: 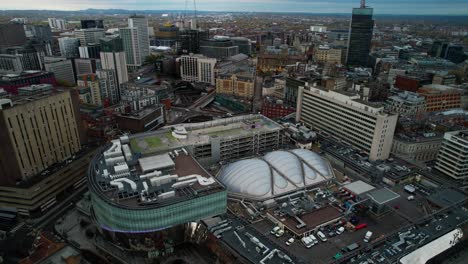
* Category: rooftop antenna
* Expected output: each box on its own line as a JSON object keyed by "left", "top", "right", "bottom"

{"left": 361, "top": 0, "right": 366, "bottom": 8}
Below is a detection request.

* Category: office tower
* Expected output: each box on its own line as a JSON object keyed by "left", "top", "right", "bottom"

{"left": 200, "top": 39, "right": 239, "bottom": 59}
{"left": 0, "top": 85, "right": 81, "bottom": 185}
{"left": 177, "top": 29, "right": 209, "bottom": 54}
{"left": 346, "top": 0, "right": 374, "bottom": 67}
{"left": 74, "top": 58, "right": 100, "bottom": 75}
{"left": 0, "top": 85, "right": 86, "bottom": 216}
{"left": 48, "top": 18, "right": 67, "bottom": 30}
{"left": 79, "top": 43, "right": 101, "bottom": 59}
{"left": 231, "top": 37, "right": 252, "bottom": 56}
{"left": 81, "top": 19, "right": 104, "bottom": 29}
{"left": 120, "top": 27, "right": 142, "bottom": 68}
{"left": 58, "top": 37, "right": 80, "bottom": 58}
{"left": 74, "top": 28, "right": 105, "bottom": 46}
{"left": 44, "top": 56, "right": 76, "bottom": 86}
{"left": 100, "top": 37, "right": 128, "bottom": 85}
{"left": 77, "top": 73, "right": 102, "bottom": 105}
{"left": 96, "top": 69, "right": 119, "bottom": 105}
{"left": 0, "top": 23, "right": 27, "bottom": 48}
{"left": 154, "top": 24, "right": 179, "bottom": 47}
{"left": 296, "top": 85, "right": 398, "bottom": 161}
{"left": 128, "top": 15, "right": 150, "bottom": 63}
{"left": 24, "top": 24, "right": 53, "bottom": 43}
{"left": 179, "top": 54, "right": 216, "bottom": 85}
{"left": 435, "top": 130, "right": 468, "bottom": 189}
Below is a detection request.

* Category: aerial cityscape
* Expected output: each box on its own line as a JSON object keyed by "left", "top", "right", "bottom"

{"left": 0, "top": 0, "right": 467, "bottom": 263}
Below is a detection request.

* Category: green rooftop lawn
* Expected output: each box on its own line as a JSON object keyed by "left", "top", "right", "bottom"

{"left": 130, "top": 138, "right": 142, "bottom": 153}
{"left": 144, "top": 136, "right": 162, "bottom": 148}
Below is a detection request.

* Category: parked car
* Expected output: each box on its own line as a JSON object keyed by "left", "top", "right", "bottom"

{"left": 286, "top": 237, "right": 294, "bottom": 246}
{"left": 271, "top": 226, "right": 280, "bottom": 235}
{"left": 275, "top": 229, "right": 285, "bottom": 237}
{"left": 317, "top": 231, "right": 327, "bottom": 242}
{"left": 336, "top": 226, "right": 345, "bottom": 235}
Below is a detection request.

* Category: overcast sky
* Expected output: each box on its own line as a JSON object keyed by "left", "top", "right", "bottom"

{"left": 2, "top": 0, "right": 468, "bottom": 15}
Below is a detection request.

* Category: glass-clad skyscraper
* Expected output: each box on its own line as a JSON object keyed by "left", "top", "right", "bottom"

{"left": 346, "top": 4, "right": 374, "bottom": 67}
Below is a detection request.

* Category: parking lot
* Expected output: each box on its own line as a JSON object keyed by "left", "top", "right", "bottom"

{"left": 250, "top": 209, "right": 410, "bottom": 264}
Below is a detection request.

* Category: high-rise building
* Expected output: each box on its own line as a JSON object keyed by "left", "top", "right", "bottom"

{"left": 77, "top": 73, "right": 102, "bottom": 105}
{"left": 179, "top": 54, "right": 216, "bottom": 85}
{"left": 44, "top": 57, "right": 76, "bottom": 86}
{"left": 47, "top": 18, "right": 67, "bottom": 30}
{"left": 0, "top": 85, "right": 81, "bottom": 185}
{"left": 3, "top": 46, "right": 43, "bottom": 71}
{"left": 74, "top": 28, "right": 105, "bottom": 46}
{"left": 128, "top": 15, "right": 150, "bottom": 64}
{"left": 96, "top": 69, "right": 119, "bottom": 105}
{"left": 230, "top": 37, "right": 252, "bottom": 56}
{"left": 177, "top": 29, "right": 209, "bottom": 54}
{"left": 100, "top": 37, "right": 128, "bottom": 85}
{"left": 58, "top": 37, "right": 80, "bottom": 58}
{"left": 0, "top": 85, "right": 88, "bottom": 217}
{"left": 0, "top": 23, "right": 27, "bottom": 48}
{"left": 296, "top": 85, "right": 398, "bottom": 161}
{"left": 74, "top": 58, "right": 100, "bottom": 75}
{"left": 119, "top": 27, "right": 142, "bottom": 68}
{"left": 346, "top": 0, "right": 374, "bottom": 67}
{"left": 80, "top": 19, "right": 104, "bottom": 29}
{"left": 435, "top": 130, "right": 468, "bottom": 189}
{"left": 78, "top": 43, "right": 101, "bottom": 59}
{"left": 24, "top": 24, "right": 53, "bottom": 43}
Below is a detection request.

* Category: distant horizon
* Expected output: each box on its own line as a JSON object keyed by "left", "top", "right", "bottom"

{"left": 1, "top": 0, "right": 468, "bottom": 16}
{"left": 2, "top": 8, "right": 468, "bottom": 17}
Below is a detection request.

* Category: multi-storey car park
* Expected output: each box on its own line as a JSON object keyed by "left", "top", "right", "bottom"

{"left": 128, "top": 114, "right": 285, "bottom": 165}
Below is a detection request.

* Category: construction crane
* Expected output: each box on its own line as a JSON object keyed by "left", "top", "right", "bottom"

{"left": 361, "top": 0, "right": 366, "bottom": 8}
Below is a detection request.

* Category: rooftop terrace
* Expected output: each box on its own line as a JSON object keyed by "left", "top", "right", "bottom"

{"left": 89, "top": 139, "right": 225, "bottom": 209}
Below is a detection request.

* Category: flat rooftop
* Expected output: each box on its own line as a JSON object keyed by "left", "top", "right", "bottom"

{"left": 129, "top": 114, "right": 283, "bottom": 155}
{"left": 89, "top": 139, "right": 225, "bottom": 209}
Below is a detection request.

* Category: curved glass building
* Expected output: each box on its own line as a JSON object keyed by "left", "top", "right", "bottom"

{"left": 87, "top": 137, "right": 226, "bottom": 252}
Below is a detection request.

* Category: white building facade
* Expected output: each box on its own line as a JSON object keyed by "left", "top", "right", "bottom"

{"left": 296, "top": 85, "right": 398, "bottom": 161}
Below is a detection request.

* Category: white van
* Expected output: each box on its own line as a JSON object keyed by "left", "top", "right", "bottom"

{"left": 309, "top": 234, "right": 319, "bottom": 245}
{"left": 317, "top": 231, "right": 327, "bottom": 242}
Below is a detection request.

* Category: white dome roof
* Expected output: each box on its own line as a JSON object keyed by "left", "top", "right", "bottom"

{"left": 218, "top": 149, "right": 334, "bottom": 200}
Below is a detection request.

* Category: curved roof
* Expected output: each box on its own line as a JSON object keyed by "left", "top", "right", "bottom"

{"left": 218, "top": 149, "right": 334, "bottom": 200}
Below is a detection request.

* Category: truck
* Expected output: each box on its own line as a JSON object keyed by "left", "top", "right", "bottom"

{"left": 404, "top": 185, "right": 416, "bottom": 194}
{"left": 364, "top": 231, "right": 373, "bottom": 242}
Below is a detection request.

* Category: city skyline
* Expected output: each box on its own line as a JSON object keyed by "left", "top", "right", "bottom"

{"left": 1, "top": 0, "right": 468, "bottom": 15}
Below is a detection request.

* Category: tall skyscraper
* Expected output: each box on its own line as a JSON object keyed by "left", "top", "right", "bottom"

{"left": 47, "top": 18, "right": 67, "bottom": 30}
{"left": 127, "top": 15, "right": 149, "bottom": 64}
{"left": 120, "top": 27, "right": 142, "bottom": 68}
{"left": 346, "top": 0, "right": 374, "bottom": 67}
{"left": 58, "top": 37, "right": 80, "bottom": 58}
{"left": 97, "top": 69, "right": 119, "bottom": 105}
{"left": 100, "top": 37, "right": 128, "bottom": 85}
